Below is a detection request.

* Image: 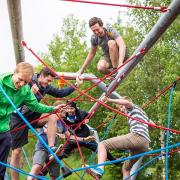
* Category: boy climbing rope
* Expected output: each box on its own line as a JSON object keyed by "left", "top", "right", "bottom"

{"left": 88, "top": 96, "right": 152, "bottom": 179}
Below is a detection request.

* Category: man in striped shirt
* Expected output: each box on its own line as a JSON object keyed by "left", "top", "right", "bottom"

{"left": 89, "top": 96, "right": 152, "bottom": 179}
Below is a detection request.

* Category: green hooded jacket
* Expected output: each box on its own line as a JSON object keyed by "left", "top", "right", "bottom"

{"left": 0, "top": 73, "right": 55, "bottom": 132}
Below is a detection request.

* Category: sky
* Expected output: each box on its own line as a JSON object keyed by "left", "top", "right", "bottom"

{"left": 0, "top": 0, "right": 129, "bottom": 73}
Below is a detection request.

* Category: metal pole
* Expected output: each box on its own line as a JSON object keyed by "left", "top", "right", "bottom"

{"left": 7, "top": 0, "right": 25, "bottom": 64}
{"left": 57, "top": 72, "right": 121, "bottom": 99}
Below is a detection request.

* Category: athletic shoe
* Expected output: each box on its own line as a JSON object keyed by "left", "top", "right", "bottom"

{"left": 86, "top": 165, "right": 104, "bottom": 179}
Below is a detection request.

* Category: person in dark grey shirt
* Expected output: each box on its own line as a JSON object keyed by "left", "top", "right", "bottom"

{"left": 78, "top": 17, "right": 128, "bottom": 77}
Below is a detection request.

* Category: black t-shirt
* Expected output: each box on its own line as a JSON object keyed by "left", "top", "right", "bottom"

{"left": 64, "top": 109, "right": 90, "bottom": 137}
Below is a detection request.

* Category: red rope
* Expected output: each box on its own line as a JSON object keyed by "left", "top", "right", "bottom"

{"left": 39, "top": 112, "right": 93, "bottom": 175}
{"left": 29, "top": 82, "right": 90, "bottom": 178}
{"left": 73, "top": 134, "right": 86, "bottom": 167}
{"left": 22, "top": 41, "right": 180, "bottom": 133}
{"left": 63, "top": 0, "right": 167, "bottom": 12}
{"left": 147, "top": 148, "right": 180, "bottom": 157}
{"left": 29, "top": 81, "right": 71, "bottom": 131}
{"left": 11, "top": 113, "right": 53, "bottom": 133}
{"left": 62, "top": 159, "right": 82, "bottom": 178}
{"left": 67, "top": 49, "right": 143, "bottom": 111}
{"left": 44, "top": 97, "right": 94, "bottom": 102}
{"left": 142, "top": 77, "right": 180, "bottom": 109}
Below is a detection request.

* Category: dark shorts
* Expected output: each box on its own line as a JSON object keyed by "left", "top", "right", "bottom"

{"left": 0, "top": 131, "right": 11, "bottom": 179}
{"left": 33, "top": 149, "right": 60, "bottom": 177}
{"left": 10, "top": 112, "right": 42, "bottom": 149}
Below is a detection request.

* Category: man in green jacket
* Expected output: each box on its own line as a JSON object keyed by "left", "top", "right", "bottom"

{"left": 0, "top": 62, "right": 61, "bottom": 179}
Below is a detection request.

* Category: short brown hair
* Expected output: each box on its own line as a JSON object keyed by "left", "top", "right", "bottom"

{"left": 89, "top": 17, "right": 103, "bottom": 27}
{"left": 14, "top": 62, "right": 34, "bottom": 78}
{"left": 40, "top": 67, "right": 55, "bottom": 78}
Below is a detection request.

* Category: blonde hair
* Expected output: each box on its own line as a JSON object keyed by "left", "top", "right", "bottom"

{"left": 14, "top": 62, "right": 34, "bottom": 78}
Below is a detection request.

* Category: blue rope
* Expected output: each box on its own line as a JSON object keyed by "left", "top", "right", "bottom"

{"left": 0, "top": 85, "right": 65, "bottom": 170}
{"left": 22, "top": 147, "right": 31, "bottom": 170}
{"left": 125, "top": 145, "right": 179, "bottom": 180}
{"left": 101, "top": 114, "right": 117, "bottom": 141}
{"left": 165, "top": 84, "right": 175, "bottom": 180}
{"left": 80, "top": 114, "right": 117, "bottom": 179}
{"left": 124, "top": 154, "right": 163, "bottom": 180}
{"left": 56, "top": 142, "right": 180, "bottom": 179}
{"left": 5, "top": 172, "right": 10, "bottom": 180}
{"left": 0, "top": 161, "right": 48, "bottom": 180}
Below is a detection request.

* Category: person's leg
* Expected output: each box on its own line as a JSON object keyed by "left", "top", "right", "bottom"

{"left": 10, "top": 112, "right": 40, "bottom": 180}
{"left": 122, "top": 134, "right": 149, "bottom": 179}
{"left": 48, "top": 161, "right": 60, "bottom": 180}
{"left": 10, "top": 148, "right": 22, "bottom": 180}
{"left": 96, "top": 135, "right": 128, "bottom": 170}
{"left": 81, "top": 140, "right": 117, "bottom": 163}
{"left": 37, "top": 114, "right": 58, "bottom": 147}
{"left": 80, "top": 140, "right": 97, "bottom": 151}
{"left": 122, "top": 150, "right": 142, "bottom": 179}
{"left": 107, "top": 40, "right": 119, "bottom": 68}
{"left": 87, "top": 142, "right": 106, "bottom": 178}
{"left": 97, "top": 59, "right": 112, "bottom": 75}
{"left": 0, "top": 132, "right": 11, "bottom": 179}
{"left": 10, "top": 125, "right": 29, "bottom": 180}
{"left": 27, "top": 164, "right": 42, "bottom": 180}
{"left": 60, "top": 141, "right": 77, "bottom": 159}
{"left": 89, "top": 133, "right": 139, "bottom": 177}
{"left": 27, "top": 149, "right": 47, "bottom": 180}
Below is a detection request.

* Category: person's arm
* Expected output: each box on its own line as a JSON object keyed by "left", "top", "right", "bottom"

{"left": 115, "top": 36, "right": 126, "bottom": 66}
{"left": 64, "top": 131, "right": 95, "bottom": 142}
{"left": 101, "top": 96, "right": 133, "bottom": 109}
{"left": 64, "top": 131, "right": 83, "bottom": 141}
{"left": 78, "top": 46, "right": 97, "bottom": 75}
{"left": 83, "top": 118, "right": 89, "bottom": 124}
{"left": 23, "top": 88, "right": 60, "bottom": 113}
{"left": 47, "top": 85, "right": 76, "bottom": 98}
{"left": 109, "top": 27, "right": 126, "bottom": 66}
{"left": 47, "top": 75, "right": 84, "bottom": 98}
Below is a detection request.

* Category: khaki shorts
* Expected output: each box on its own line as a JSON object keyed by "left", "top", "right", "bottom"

{"left": 102, "top": 133, "right": 149, "bottom": 170}
{"left": 33, "top": 149, "right": 60, "bottom": 177}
